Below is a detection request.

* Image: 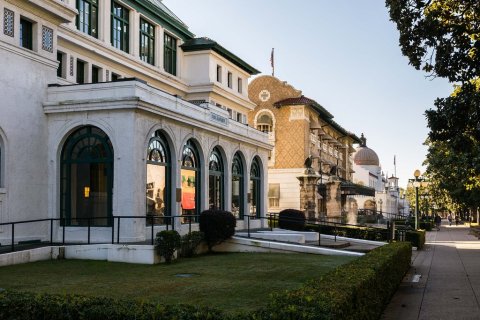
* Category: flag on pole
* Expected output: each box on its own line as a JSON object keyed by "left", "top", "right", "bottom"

{"left": 394, "top": 155, "right": 396, "bottom": 166}
{"left": 270, "top": 48, "right": 275, "bottom": 76}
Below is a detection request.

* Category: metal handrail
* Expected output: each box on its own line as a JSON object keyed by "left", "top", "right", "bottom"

{"left": 0, "top": 211, "right": 398, "bottom": 254}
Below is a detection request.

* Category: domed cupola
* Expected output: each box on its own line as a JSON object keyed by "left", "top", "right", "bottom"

{"left": 353, "top": 134, "right": 379, "bottom": 166}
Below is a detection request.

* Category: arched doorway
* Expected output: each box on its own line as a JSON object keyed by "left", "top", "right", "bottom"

{"left": 208, "top": 147, "right": 224, "bottom": 210}
{"left": 146, "top": 131, "right": 171, "bottom": 225}
{"left": 60, "top": 126, "right": 113, "bottom": 226}
{"left": 249, "top": 157, "right": 261, "bottom": 218}
{"left": 181, "top": 139, "right": 201, "bottom": 222}
{"left": 232, "top": 152, "right": 244, "bottom": 219}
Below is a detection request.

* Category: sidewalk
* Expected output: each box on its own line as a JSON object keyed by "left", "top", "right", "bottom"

{"left": 382, "top": 222, "right": 480, "bottom": 320}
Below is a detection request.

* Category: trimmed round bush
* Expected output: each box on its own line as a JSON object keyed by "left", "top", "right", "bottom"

{"left": 199, "top": 209, "right": 236, "bottom": 252}
{"left": 180, "top": 231, "right": 204, "bottom": 258}
{"left": 278, "top": 209, "right": 306, "bottom": 231}
{"left": 155, "top": 230, "right": 181, "bottom": 263}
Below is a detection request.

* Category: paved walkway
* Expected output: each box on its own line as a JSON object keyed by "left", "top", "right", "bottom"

{"left": 382, "top": 222, "right": 480, "bottom": 320}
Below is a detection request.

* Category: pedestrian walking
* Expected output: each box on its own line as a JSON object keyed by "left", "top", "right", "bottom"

{"left": 448, "top": 213, "right": 452, "bottom": 226}
{"left": 434, "top": 214, "right": 442, "bottom": 231}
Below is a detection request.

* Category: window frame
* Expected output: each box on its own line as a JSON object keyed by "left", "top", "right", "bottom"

{"left": 57, "top": 52, "right": 65, "bottom": 78}
{"left": 232, "top": 152, "right": 244, "bottom": 219}
{"left": 216, "top": 65, "right": 222, "bottom": 83}
{"left": 146, "top": 131, "right": 171, "bottom": 226}
{"left": 60, "top": 126, "right": 114, "bottom": 227}
{"left": 0, "top": 135, "right": 4, "bottom": 188}
{"left": 139, "top": 17, "right": 155, "bottom": 65}
{"left": 76, "top": 0, "right": 98, "bottom": 38}
{"left": 181, "top": 139, "right": 201, "bottom": 221}
{"left": 208, "top": 147, "right": 224, "bottom": 210}
{"left": 237, "top": 77, "right": 243, "bottom": 93}
{"left": 19, "top": 18, "right": 33, "bottom": 50}
{"left": 227, "top": 71, "right": 232, "bottom": 88}
{"left": 249, "top": 157, "right": 262, "bottom": 219}
{"left": 91, "top": 65, "right": 100, "bottom": 83}
{"left": 76, "top": 59, "right": 86, "bottom": 84}
{"left": 163, "top": 32, "right": 177, "bottom": 76}
{"left": 111, "top": 1, "right": 129, "bottom": 53}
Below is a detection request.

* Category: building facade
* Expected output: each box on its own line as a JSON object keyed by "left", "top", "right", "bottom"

{"left": 0, "top": 0, "right": 270, "bottom": 244}
{"left": 248, "top": 76, "right": 370, "bottom": 221}
{"left": 351, "top": 134, "right": 409, "bottom": 220}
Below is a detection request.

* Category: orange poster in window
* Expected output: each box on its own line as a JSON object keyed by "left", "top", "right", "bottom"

{"left": 181, "top": 169, "right": 196, "bottom": 210}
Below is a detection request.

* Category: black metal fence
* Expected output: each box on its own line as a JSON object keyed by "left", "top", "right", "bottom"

{"left": 0, "top": 212, "right": 401, "bottom": 254}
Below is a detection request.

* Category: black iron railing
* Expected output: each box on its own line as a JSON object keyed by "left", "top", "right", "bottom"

{"left": 0, "top": 212, "right": 401, "bottom": 254}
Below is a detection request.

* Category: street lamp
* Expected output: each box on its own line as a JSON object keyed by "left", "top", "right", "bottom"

{"left": 408, "top": 169, "right": 426, "bottom": 230}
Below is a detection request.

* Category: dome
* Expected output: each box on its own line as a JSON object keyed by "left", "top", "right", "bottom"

{"left": 353, "top": 134, "right": 379, "bottom": 166}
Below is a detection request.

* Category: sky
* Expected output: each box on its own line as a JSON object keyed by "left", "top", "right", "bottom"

{"left": 163, "top": 0, "right": 453, "bottom": 188}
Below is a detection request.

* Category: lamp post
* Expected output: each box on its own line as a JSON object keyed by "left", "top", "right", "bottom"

{"left": 408, "top": 169, "right": 423, "bottom": 230}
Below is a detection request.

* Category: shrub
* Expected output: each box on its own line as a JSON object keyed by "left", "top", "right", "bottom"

{"left": 405, "top": 229, "right": 426, "bottom": 249}
{"left": 278, "top": 209, "right": 306, "bottom": 231}
{"left": 155, "top": 230, "right": 181, "bottom": 263}
{"left": 0, "top": 291, "right": 226, "bottom": 320}
{"left": 180, "top": 231, "right": 204, "bottom": 258}
{"left": 419, "top": 221, "right": 433, "bottom": 231}
{"left": 253, "top": 242, "right": 412, "bottom": 320}
{"left": 199, "top": 209, "right": 236, "bottom": 252}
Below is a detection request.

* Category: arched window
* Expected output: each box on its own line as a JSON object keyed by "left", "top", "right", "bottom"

{"left": 208, "top": 147, "right": 224, "bottom": 210}
{"left": 256, "top": 113, "right": 273, "bottom": 133}
{"left": 181, "top": 139, "right": 200, "bottom": 221}
{"left": 60, "top": 126, "right": 113, "bottom": 226}
{"left": 249, "top": 157, "right": 261, "bottom": 218}
{"left": 0, "top": 136, "right": 5, "bottom": 188}
{"left": 146, "top": 131, "right": 170, "bottom": 225}
{"left": 232, "top": 152, "right": 244, "bottom": 219}
{"left": 0, "top": 135, "right": 4, "bottom": 188}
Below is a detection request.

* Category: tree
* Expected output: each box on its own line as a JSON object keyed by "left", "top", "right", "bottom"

{"left": 386, "top": 0, "right": 480, "bottom": 83}
{"left": 387, "top": 0, "right": 480, "bottom": 213}
{"left": 426, "top": 82, "right": 480, "bottom": 150}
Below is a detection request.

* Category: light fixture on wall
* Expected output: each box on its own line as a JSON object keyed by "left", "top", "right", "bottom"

{"left": 84, "top": 186, "right": 90, "bottom": 198}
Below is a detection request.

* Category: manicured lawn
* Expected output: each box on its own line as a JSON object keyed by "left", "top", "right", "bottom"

{"left": 0, "top": 252, "right": 355, "bottom": 313}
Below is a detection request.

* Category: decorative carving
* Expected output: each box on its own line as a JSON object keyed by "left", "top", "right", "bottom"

{"left": 42, "top": 26, "right": 53, "bottom": 52}
{"left": 69, "top": 56, "right": 74, "bottom": 76}
{"left": 3, "top": 8, "right": 14, "bottom": 37}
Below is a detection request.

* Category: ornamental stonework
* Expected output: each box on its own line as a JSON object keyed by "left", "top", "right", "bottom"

{"left": 70, "top": 56, "right": 74, "bottom": 76}
{"left": 3, "top": 8, "right": 14, "bottom": 37}
{"left": 42, "top": 26, "right": 54, "bottom": 52}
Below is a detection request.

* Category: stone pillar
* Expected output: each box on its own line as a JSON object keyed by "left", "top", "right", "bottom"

{"left": 326, "top": 176, "right": 342, "bottom": 220}
{"left": 297, "top": 168, "right": 320, "bottom": 220}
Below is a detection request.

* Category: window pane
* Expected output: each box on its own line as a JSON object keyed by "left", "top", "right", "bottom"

{"left": 111, "top": 2, "right": 129, "bottom": 52}
{"left": 146, "top": 164, "right": 166, "bottom": 225}
{"left": 181, "top": 169, "right": 196, "bottom": 220}
{"left": 164, "top": 33, "right": 177, "bottom": 75}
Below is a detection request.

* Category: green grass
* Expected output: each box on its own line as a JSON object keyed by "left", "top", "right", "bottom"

{"left": 0, "top": 252, "right": 355, "bottom": 313}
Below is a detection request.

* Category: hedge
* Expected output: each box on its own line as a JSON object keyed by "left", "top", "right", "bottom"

{"left": 0, "top": 243, "right": 412, "bottom": 320}
{"left": 252, "top": 242, "right": 412, "bottom": 320}
{"left": 0, "top": 291, "right": 227, "bottom": 320}
{"left": 306, "top": 224, "right": 389, "bottom": 242}
{"left": 405, "top": 229, "right": 426, "bottom": 249}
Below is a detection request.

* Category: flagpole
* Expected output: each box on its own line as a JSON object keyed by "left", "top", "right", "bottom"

{"left": 270, "top": 48, "right": 275, "bottom": 77}
{"left": 394, "top": 155, "right": 397, "bottom": 177}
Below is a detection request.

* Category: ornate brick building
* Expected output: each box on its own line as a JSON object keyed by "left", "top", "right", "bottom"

{"left": 248, "top": 75, "right": 373, "bottom": 221}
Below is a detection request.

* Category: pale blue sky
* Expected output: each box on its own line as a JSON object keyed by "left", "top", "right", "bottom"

{"left": 164, "top": 0, "right": 453, "bottom": 187}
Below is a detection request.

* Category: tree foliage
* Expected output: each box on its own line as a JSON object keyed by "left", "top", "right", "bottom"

{"left": 386, "top": 0, "right": 480, "bottom": 83}
{"left": 386, "top": 0, "right": 480, "bottom": 211}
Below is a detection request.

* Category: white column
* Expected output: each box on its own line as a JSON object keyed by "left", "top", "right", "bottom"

{"left": 157, "top": 27, "right": 164, "bottom": 71}
{"left": 130, "top": 11, "right": 140, "bottom": 58}
{"left": 98, "top": 0, "right": 109, "bottom": 44}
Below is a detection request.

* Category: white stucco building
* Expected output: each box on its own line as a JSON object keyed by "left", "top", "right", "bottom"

{"left": 0, "top": 0, "right": 270, "bottom": 245}
{"left": 351, "top": 134, "right": 409, "bottom": 220}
